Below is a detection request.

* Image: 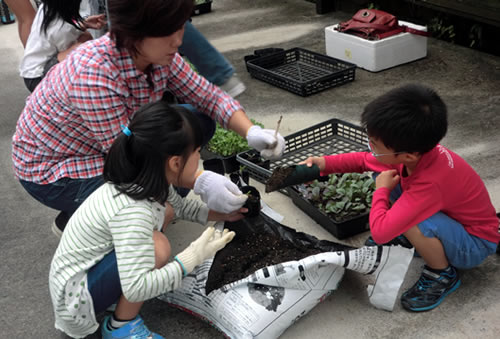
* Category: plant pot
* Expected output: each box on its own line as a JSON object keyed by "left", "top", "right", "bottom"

{"left": 241, "top": 186, "right": 261, "bottom": 218}
{"left": 203, "top": 158, "right": 225, "bottom": 175}
{"left": 200, "top": 147, "right": 240, "bottom": 174}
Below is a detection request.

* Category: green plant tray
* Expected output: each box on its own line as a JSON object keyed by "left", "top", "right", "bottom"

{"left": 287, "top": 185, "right": 369, "bottom": 239}
{"left": 237, "top": 118, "right": 369, "bottom": 238}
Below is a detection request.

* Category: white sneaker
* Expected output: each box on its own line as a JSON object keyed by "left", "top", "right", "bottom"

{"left": 220, "top": 75, "right": 246, "bottom": 98}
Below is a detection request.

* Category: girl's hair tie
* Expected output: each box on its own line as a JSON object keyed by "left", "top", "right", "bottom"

{"left": 121, "top": 124, "right": 132, "bottom": 137}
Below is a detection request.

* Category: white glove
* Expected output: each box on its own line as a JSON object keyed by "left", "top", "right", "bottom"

{"left": 246, "top": 125, "right": 286, "bottom": 160}
{"left": 194, "top": 170, "right": 248, "bottom": 214}
{"left": 175, "top": 227, "right": 236, "bottom": 274}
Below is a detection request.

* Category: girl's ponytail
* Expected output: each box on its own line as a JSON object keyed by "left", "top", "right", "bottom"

{"left": 103, "top": 101, "right": 203, "bottom": 204}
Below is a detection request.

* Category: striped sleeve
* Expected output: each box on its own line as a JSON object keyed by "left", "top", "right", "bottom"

{"left": 109, "top": 203, "right": 184, "bottom": 302}
{"left": 167, "top": 185, "right": 209, "bottom": 225}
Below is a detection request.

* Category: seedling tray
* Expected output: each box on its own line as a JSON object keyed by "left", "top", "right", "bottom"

{"left": 246, "top": 48, "right": 356, "bottom": 96}
{"left": 192, "top": 0, "right": 212, "bottom": 16}
{"left": 237, "top": 118, "right": 369, "bottom": 239}
{"left": 237, "top": 118, "right": 368, "bottom": 184}
{"left": 287, "top": 185, "right": 369, "bottom": 239}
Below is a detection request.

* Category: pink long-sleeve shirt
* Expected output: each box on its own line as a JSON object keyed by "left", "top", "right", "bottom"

{"left": 323, "top": 145, "right": 500, "bottom": 244}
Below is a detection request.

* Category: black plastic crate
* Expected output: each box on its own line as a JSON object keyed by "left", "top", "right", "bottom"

{"left": 192, "top": 0, "right": 212, "bottom": 16}
{"left": 246, "top": 48, "right": 356, "bottom": 97}
{"left": 236, "top": 118, "right": 368, "bottom": 184}
{"left": 287, "top": 185, "right": 369, "bottom": 239}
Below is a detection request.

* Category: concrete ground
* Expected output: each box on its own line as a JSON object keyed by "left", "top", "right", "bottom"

{"left": 1, "top": 0, "right": 499, "bottom": 338}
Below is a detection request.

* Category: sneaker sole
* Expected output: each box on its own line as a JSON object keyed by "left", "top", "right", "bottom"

{"left": 402, "top": 279, "right": 461, "bottom": 312}
{"left": 51, "top": 221, "right": 63, "bottom": 239}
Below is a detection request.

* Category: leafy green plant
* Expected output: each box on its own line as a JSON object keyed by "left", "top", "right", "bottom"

{"left": 207, "top": 119, "right": 264, "bottom": 157}
{"left": 300, "top": 173, "right": 375, "bottom": 222}
{"left": 428, "top": 17, "right": 455, "bottom": 42}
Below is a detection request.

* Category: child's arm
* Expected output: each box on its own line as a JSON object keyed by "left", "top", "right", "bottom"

{"left": 303, "top": 152, "right": 393, "bottom": 176}
{"left": 370, "top": 176, "right": 443, "bottom": 243}
{"left": 110, "top": 205, "right": 234, "bottom": 302}
{"left": 165, "top": 185, "right": 209, "bottom": 225}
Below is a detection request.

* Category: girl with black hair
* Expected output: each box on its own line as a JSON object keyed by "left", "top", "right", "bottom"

{"left": 49, "top": 102, "right": 243, "bottom": 339}
{"left": 19, "top": 0, "right": 106, "bottom": 92}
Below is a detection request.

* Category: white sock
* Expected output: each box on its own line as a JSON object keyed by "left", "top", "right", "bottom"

{"left": 108, "top": 314, "right": 133, "bottom": 330}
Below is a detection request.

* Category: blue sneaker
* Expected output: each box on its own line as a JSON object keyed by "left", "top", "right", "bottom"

{"left": 401, "top": 265, "right": 461, "bottom": 312}
{"left": 101, "top": 315, "right": 165, "bottom": 339}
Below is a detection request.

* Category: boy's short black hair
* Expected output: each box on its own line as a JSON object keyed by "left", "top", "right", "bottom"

{"left": 108, "top": 0, "right": 193, "bottom": 55}
{"left": 103, "top": 101, "right": 203, "bottom": 204}
{"left": 361, "top": 83, "right": 448, "bottom": 154}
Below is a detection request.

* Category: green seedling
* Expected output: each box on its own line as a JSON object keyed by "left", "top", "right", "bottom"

{"left": 301, "top": 172, "right": 375, "bottom": 222}
{"left": 207, "top": 119, "right": 264, "bottom": 157}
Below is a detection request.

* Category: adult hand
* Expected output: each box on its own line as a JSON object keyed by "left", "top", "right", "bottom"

{"left": 175, "top": 227, "right": 235, "bottom": 274}
{"left": 84, "top": 14, "right": 106, "bottom": 30}
{"left": 208, "top": 208, "right": 248, "bottom": 222}
{"left": 299, "top": 156, "right": 326, "bottom": 172}
{"left": 246, "top": 125, "right": 285, "bottom": 160}
{"left": 376, "top": 169, "right": 400, "bottom": 191}
{"left": 194, "top": 171, "right": 248, "bottom": 214}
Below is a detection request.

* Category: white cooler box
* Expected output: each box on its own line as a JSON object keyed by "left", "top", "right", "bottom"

{"left": 325, "top": 21, "right": 427, "bottom": 72}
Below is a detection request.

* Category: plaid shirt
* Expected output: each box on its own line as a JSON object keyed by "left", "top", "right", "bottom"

{"left": 12, "top": 34, "right": 242, "bottom": 184}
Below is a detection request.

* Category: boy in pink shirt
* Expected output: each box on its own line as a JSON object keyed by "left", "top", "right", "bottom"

{"left": 303, "top": 84, "right": 499, "bottom": 312}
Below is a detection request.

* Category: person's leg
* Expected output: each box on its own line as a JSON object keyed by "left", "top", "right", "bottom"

{"left": 3, "top": 0, "right": 35, "bottom": 47}
{"left": 97, "top": 231, "right": 170, "bottom": 339}
{"left": 409, "top": 212, "right": 497, "bottom": 269}
{"left": 179, "top": 21, "right": 234, "bottom": 86}
{"left": 19, "top": 176, "right": 105, "bottom": 234}
{"left": 400, "top": 212, "right": 496, "bottom": 312}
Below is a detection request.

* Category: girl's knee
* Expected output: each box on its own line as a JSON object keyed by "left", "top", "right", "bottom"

{"left": 153, "top": 231, "right": 171, "bottom": 268}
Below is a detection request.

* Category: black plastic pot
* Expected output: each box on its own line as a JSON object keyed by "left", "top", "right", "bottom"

{"left": 203, "top": 158, "right": 225, "bottom": 175}
{"left": 200, "top": 147, "right": 240, "bottom": 174}
{"left": 241, "top": 186, "right": 261, "bottom": 218}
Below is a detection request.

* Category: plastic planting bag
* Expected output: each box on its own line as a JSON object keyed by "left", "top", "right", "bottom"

{"left": 159, "top": 213, "right": 414, "bottom": 338}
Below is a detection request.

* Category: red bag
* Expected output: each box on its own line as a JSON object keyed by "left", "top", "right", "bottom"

{"left": 336, "top": 9, "right": 429, "bottom": 40}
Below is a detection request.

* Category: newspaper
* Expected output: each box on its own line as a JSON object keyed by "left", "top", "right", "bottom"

{"left": 159, "top": 244, "right": 414, "bottom": 338}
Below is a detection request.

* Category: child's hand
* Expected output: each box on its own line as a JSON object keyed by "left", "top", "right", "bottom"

{"left": 299, "top": 156, "right": 326, "bottom": 171}
{"left": 194, "top": 171, "right": 248, "bottom": 213}
{"left": 376, "top": 169, "right": 400, "bottom": 191}
{"left": 84, "top": 14, "right": 106, "bottom": 30}
{"left": 175, "top": 227, "right": 236, "bottom": 274}
{"left": 208, "top": 208, "right": 248, "bottom": 222}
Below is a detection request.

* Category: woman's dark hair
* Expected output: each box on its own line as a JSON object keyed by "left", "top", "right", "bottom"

{"left": 41, "top": 0, "right": 85, "bottom": 34}
{"left": 361, "top": 83, "right": 448, "bottom": 154}
{"left": 107, "top": 0, "right": 194, "bottom": 55}
{"left": 103, "top": 101, "right": 203, "bottom": 204}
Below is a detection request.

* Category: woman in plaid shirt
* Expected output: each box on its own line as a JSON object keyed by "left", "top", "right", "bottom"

{"left": 12, "top": 0, "right": 285, "bottom": 235}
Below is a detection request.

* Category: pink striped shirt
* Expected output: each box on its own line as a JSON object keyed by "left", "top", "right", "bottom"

{"left": 12, "top": 34, "right": 242, "bottom": 184}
